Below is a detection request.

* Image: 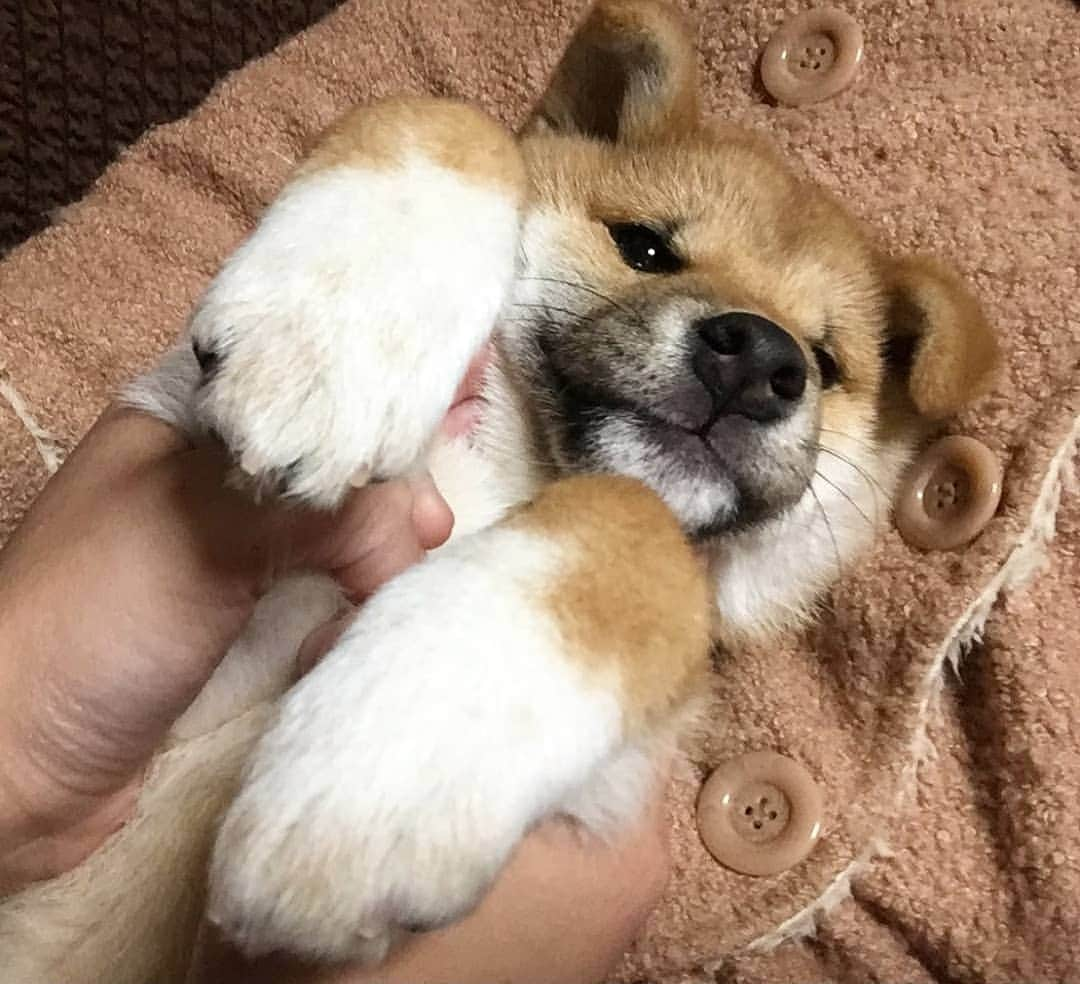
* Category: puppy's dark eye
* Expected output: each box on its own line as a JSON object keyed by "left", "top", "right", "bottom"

{"left": 607, "top": 223, "right": 683, "bottom": 274}
{"left": 812, "top": 345, "right": 842, "bottom": 389}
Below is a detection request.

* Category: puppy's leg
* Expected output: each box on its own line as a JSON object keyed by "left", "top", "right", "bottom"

{"left": 0, "top": 706, "right": 274, "bottom": 984}
{"left": 51, "top": 98, "right": 516, "bottom": 983}
{"left": 208, "top": 475, "right": 710, "bottom": 964}
{"left": 170, "top": 573, "right": 343, "bottom": 741}
{"left": 0, "top": 574, "right": 341, "bottom": 984}
{"left": 180, "top": 98, "right": 525, "bottom": 506}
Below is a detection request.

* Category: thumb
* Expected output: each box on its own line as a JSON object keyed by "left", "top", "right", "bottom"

{"left": 292, "top": 475, "right": 454, "bottom": 674}
{"left": 282, "top": 472, "right": 453, "bottom": 604}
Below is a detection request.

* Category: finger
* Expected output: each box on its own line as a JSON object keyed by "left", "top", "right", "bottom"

{"left": 291, "top": 473, "right": 452, "bottom": 602}
{"left": 407, "top": 472, "right": 454, "bottom": 550}
{"left": 334, "top": 533, "right": 426, "bottom": 603}
{"left": 330, "top": 484, "right": 428, "bottom": 602}
{"left": 89, "top": 405, "right": 194, "bottom": 462}
{"left": 286, "top": 480, "right": 413, "bottom": 573}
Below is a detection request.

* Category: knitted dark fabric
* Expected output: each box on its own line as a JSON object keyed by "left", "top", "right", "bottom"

{"left": 0, "top": 0, "right": 344, "bottom": 254}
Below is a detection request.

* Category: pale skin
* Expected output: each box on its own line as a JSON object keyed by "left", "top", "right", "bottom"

{"left": 0, "top": 406, "right": 670, "bottom": 984}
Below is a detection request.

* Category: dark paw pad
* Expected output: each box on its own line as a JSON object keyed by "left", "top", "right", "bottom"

{"left": 400, "top": 914, "right": 456, "bottom": 935}
{"left": 274, "top": 459, "right": 303, "bottom": 497}
{"left": 192, "top": 340, "right": 221, "bottom": 376}
{"left": 232, "top": 458, "right": 304, "bottom": 502}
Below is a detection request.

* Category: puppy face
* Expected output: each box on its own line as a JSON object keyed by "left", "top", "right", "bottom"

{"left": 503, "top": 0, "right": 999, "bottom": 636}
{"left": 509, "top": 132, "right": 884, "bottom": 538}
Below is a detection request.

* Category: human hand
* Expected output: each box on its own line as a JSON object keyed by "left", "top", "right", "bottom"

{"left": 0, "top": 408, "right": 452, "bottom": 893}
{"left": 0, "top": 369, "right": 674, "bottom": 984}
{"left": 194, "top": 769, "right": 672, "bottom": 984}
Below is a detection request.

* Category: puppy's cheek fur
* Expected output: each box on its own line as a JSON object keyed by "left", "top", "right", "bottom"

{"left": 207, "top": 476, "right": 709, "bottom": 963}
{"left": 186, "top": 100, "right": 525, "bottom": 507}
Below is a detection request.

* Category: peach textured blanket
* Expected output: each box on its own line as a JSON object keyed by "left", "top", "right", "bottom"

{"left": 1, "top": 2, "right": 1078, "bottom": 982}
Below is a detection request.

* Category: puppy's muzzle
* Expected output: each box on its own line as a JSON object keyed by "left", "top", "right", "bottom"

{"left": 692, "top": 312, "right": 807, "bottom": 423}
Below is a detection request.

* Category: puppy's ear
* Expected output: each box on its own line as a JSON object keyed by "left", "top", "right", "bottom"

{"left": 884, "top": 255, "right": 1000, "bottom": 421}
{"left": 525, "top": 0, "right": 699, "bottom": 144}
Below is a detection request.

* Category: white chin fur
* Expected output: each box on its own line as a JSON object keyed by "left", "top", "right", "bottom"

{"left": 587, "top": 417, "right": 737, "bottom": 532}
{"left": 708, "top": 421, "right": 904, "bottom": 639}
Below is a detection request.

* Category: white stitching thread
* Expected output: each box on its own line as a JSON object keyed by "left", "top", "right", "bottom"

{"left": 741, "top": 838, "right": 894, "bottom": 955}
{"left": 737, "top": 413, "right": 1079, "bottom": 954}
{"left": 0, "top": 373, "right": 65, "bottom": 474}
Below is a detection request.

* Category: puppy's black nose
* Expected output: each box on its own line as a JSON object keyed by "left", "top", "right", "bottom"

{"left": 693, "top": 312, "right": 807, "bottom": 422}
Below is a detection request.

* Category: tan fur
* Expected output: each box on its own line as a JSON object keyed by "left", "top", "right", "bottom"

{"left": 0, "top": 3, "right": 1001, "bottom": 980}
{"left": 527, "top": 0, "right": 700, "bottom": 144}
{"left": 523, "top": 129, "right": 887, "bottom": 347}
{"left": 510, "top": 476, "right": 711, "bottom": 734}
{"left": 515, "top": 122, "right": 998, "bottom": 449}
{"left": 886, "top": 254, "right": 1000, "bottom": 420}
{"left": 299, "top": 97, "right": 527, "bottom": 199}
{"left": 519, "top": 0, "right": 998, "bottom": 463}
{"left": 0, "top": 707, "right": 272, "bottom": 984}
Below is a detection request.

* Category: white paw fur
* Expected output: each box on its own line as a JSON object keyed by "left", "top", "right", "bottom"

{"left": 208, "top": 525, "right": 635, "bottom": 963}
{"left": 189, "top": 157, "right": 521, "bottom": 506}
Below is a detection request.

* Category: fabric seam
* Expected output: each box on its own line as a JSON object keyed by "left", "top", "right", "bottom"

{"left": 734, "top": 414, "right": 1080, "bottom": 956}
{"left": 0, "top": 373, "right": 64, "bottom": 474}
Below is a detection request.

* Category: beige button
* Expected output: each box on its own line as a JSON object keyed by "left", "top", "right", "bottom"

{"left": 760, "top": 8, "right": 864, "bottom": 107}
{"left": 696, "top": 751, "right": 824, "bottom": 877}
{"left": 894, "top": 435, "right": 1003, "bottom": 551}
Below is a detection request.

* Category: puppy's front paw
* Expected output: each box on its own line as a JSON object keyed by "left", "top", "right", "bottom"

{"left": 204, "top": 584, "right": 524, "bottom": 960}
{"left": 206, "top": 516, "right": 638, "bottom": 963}
{"left": 190, "top": 100, "right": 524, "bottom": 507}
{"left": 209, "top": 774, "right": 506, "bottom": 965}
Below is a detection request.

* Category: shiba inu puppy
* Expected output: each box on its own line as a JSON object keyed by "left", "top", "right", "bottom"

{"left": 0, "top": 2, "right": 998, "bottom": 981}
